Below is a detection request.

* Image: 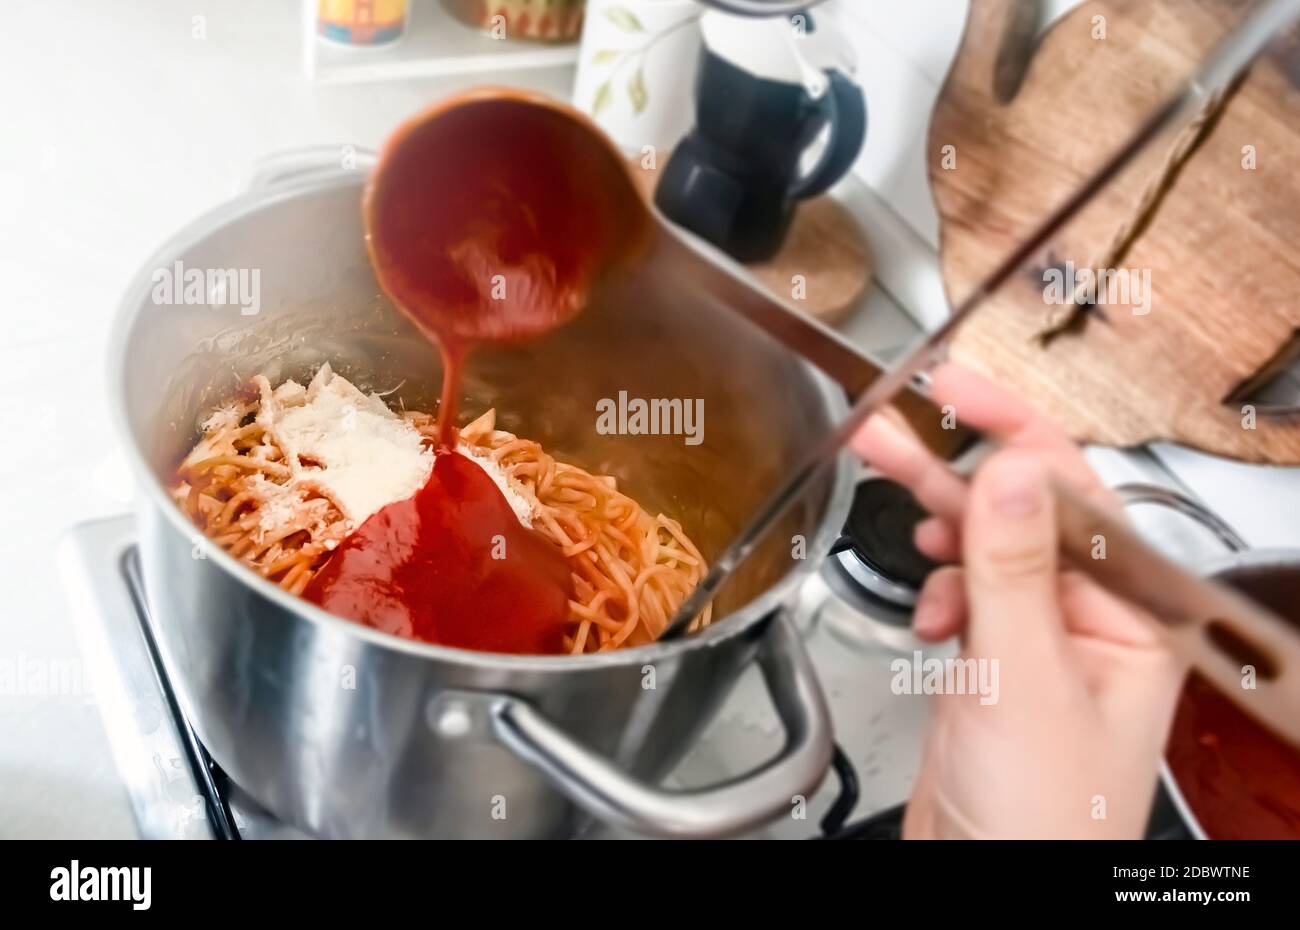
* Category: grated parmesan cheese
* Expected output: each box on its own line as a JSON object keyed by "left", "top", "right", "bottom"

{"left": 201, "top": 404, "right": 243, "bottom": 434}
{"left": 246, "top": 474, "right": 307, "bottom": 536}
{"left": 460, "top": 447, "right": 534, "bottom": 527}
{"left": 256, "top": 364, "right": 431, "bottom": 525}
{"left": 256, "top": 365, "right": 534, "bottom": 528}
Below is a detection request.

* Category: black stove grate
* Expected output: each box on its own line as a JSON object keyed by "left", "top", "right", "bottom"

{"left": 123, "top": 548, "right": 241, "bottom": 840}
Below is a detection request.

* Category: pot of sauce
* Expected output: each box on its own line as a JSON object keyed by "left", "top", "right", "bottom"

{"left": 109, "top": 102, "right": 854, "bottom": 836}
{"left": 1119, "top": 484, "right": 1300, "bottom": 840}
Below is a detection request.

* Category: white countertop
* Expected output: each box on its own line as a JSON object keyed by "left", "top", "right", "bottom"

{"left": 0, "top": 0, "right": 578, "bottom": 839}
{"left": 3, "top": 0, "right": 1296, "bottom": 838}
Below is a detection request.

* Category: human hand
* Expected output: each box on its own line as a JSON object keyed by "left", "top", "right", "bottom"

{"left": 851, "top": 363, "right": 1186, "bottom": 839}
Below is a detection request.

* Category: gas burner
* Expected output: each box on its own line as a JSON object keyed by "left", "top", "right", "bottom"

{"left": 823, "top": 477, "right": 938, "bottom": 624}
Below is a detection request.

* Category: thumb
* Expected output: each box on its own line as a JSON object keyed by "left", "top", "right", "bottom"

{"left": 963, "top": 450, "right": 1067, "bottom": 664}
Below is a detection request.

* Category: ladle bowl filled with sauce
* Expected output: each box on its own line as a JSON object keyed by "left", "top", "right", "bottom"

{"left": 109, "top": 89, "right": 853, "bottom": 839}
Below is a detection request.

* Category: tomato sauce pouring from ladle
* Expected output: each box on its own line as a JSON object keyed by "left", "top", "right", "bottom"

{"left": 303, "top": 89, "right": 649, "bottom": 654}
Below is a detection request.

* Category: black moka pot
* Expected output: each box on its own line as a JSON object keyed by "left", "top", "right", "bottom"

{"left": 654, "top": 7, "right": 867, "bottom": 262}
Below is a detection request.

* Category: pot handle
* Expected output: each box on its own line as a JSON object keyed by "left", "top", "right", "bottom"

{"left": 240, "top": 145, "right": 377, "bottom": 193}
{"left": 1115, "top": 483, "right": 1249, "bottom": 554}
{"left": 489, "top": 615, "right": 833, "bottom": 838}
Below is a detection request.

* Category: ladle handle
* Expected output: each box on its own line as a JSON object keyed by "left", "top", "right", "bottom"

{"left": 1051, "top": 480, "right": 1300, "bottom": 748}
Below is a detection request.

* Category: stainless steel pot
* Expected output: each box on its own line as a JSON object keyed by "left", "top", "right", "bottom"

{"left": 1119, "top": 483, "right": 1300, "bottom": 840}
{"left": 109, "top": 146, "right": 854, "bottom": 839}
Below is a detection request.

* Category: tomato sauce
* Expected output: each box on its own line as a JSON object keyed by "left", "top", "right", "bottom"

{"left": 1165, "top": 567, "right": 1300, "bottom": 838}
{"left": 302, "top": 92, "right": 645, "bottom": 654}
{"left": 303, "top": 450, "right": 572, "bottom": 654}
{"left": 363, "top": 90, "right": 647, "bottom": 447}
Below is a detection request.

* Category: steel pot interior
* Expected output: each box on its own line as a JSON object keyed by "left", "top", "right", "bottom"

{"left": 110, "top": 169, "right": 852, "bottom": 665}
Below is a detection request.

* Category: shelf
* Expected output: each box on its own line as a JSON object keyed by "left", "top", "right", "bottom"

{"left": 303, "top": 0, "right": 580, "bottom": 85}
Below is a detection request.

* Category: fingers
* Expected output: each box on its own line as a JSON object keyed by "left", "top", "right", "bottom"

{"left": 1058, "top": 571, "right": 1165, "bottom": 649}
{"left": 913, "top": 565, "right": 966, "bottom": 641}
{"left": 851, "top": 363, "right": 1121, "bottom": 535}
{"left": 1058, "top": 572, "right": 1187, "bottom": 755}
{"left": 910, "top": 527, "right": 1166, "bottom": 651}
{"left": 852, "top": 413, "right": 968, "bottom": 522}
{"left": 930, "top": 363, "right": 1121, "bottom": 514}
{"left": 962, "top": 450, "right": 1068, "bottom": 663}
{"left": 915, "top": 516, "right": 959, "bottom": 562}
{"left": 929, "top": 363, "right": 1052, "bottom": 438}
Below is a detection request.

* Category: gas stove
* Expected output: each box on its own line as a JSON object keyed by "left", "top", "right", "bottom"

{"left": 57, "top": 473, "right": 1193, "bottom": 840}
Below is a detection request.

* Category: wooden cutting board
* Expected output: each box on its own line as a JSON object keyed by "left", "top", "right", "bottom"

{"left": 929, "top": 0, "right": 1300, "bottom": 463}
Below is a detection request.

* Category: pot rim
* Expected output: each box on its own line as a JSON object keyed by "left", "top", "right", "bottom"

{"left": 1194, "top": 546, "right": 1299, "bottom": 579}
{"left": 108, "top": 166, "right": 856, "bottom": 673}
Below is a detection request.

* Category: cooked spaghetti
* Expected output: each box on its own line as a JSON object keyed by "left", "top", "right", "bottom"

{"left": 172, "top": 369, "right": 711, "bottom": 654}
